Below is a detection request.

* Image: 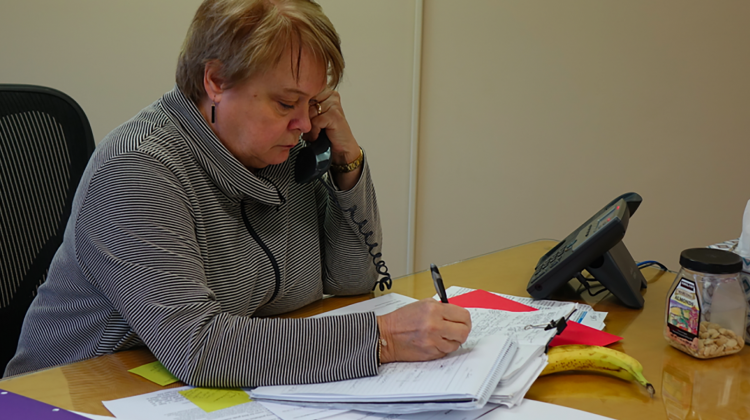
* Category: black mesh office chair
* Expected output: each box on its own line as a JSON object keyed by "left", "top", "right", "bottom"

{"left": 0, "top": 85, "right": 95, "bottom": 374}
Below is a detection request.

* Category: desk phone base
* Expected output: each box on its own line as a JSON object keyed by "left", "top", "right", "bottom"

{"left": 526, "top": 193, "right": 647, "bottom": 309}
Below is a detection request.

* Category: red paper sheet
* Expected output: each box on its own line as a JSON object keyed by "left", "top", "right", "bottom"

{"left": 549, "top": 321, "right": 622, "bottom": 347}
{"left": 448, "top": 289, "right": 537, "bottom": 312}
{"left": 450, "top": 289, "right": 622, "bottom": 347}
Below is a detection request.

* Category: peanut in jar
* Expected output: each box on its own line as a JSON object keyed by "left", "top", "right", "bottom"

{"left": 664, "top": 248, "right": 747, "bottom": 359}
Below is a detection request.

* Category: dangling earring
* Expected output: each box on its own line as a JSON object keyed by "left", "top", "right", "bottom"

{"left": 211, "top": 101, "right": 216, "bottom": 124}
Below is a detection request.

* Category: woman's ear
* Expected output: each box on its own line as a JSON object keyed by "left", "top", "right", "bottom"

{"left": 203, "top": 60, "right": 225, "bottom": 103}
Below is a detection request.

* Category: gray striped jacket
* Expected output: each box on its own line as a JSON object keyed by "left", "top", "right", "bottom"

{"left": 5, "top": 87, "right": 382, "bottom": 386}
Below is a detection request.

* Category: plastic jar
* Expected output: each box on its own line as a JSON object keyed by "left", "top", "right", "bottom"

{"left": 664, "top": 248, "right": 747, "bottom": 359}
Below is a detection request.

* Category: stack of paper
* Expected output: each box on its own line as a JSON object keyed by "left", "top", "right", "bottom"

{"left": 99, "top": 288, "right": 615, "bottom": 420}
{"left": 303, "top": 286, "right": 616, "bottom": 409}
{"left": 251, "top": 327, "right": 518, "bottom": 413}
{"left": 103, "top": 386, "right": 502, "bottom": 420}
{"left": 249, "top": 290, "right": 582, "bottom": 411}
{"left": 441, "top": 286, "right": 614, "bottom": 407}
{"left": 251, "top": 334, "right": 517, "bottom": 414}
{"left": 442, "top": 294, "right": 574, "bottom": 407}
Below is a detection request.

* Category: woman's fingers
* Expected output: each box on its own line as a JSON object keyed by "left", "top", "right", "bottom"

{"left": 440, "top": 314, "right": 472, "bottom": 343}
{"left": 306, "top": 90, "right": 336, "bottom": 135}
{"left": 309, "top": 91, "right": 335, "bottom": 118}
{"left": 433, "top": 338, "right": 463, "bottom": 356}
{"left": 305, "top": 91, "right": 353, "bottom": 146}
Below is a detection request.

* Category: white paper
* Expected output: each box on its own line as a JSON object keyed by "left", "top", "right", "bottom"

{"left": 103, "top": 386, "right": 324, "bottom": 420}
{"left": 317, "top": 292, "right": 572, "bottom": 347}
{"left": 311, "top": 293, "right": 418, "bottom": 318}
{"left": 323, "top": 405, "right": 499, "bottom": 420}
{"left": 251, "top": 332, "right": 517, "bottom": 413}
{"left": 100, "top": 289, "right": 613, "bottom": 420}
{"left": 737, "top": 199, "right": 750, "bottom": 258}
{"left": 482, "top": 399, "right": 615, "bottom": 420}
{"left": 466, "top": 307, "right": 573, "bottom": 347}
{"left": 319, "top": 289, "right": 574, "bottom": 349}
{"left": 305, "top": 292, "right": 568, "bottom": 413}
{"left": 445, "top": 286, "right": 578, "bottom": 312}
{"left": 448, "top": 285, "right": 608, "bottom": 331}
{"left": 259, "top": 401, "right": 347, "bottom": 420}
{"left": 569, "top": 306, "right": 608, "bottom": 330}
{"left": 311, "top": 292, "right": 564, "bottom": 382}
{"left": 261, "top": 291, "right": 577, "bottom": 414}
{"left": 501, "top": 344, "right": 545, "bottom": 383}
{"left": 260, "top": 401, "right": 498, "bottom": 420}
{"left": 489, "top": 354, "right": 547, "bottom": 408}
{"left": 71, "top": 412, "right": 117, "bottom": 420}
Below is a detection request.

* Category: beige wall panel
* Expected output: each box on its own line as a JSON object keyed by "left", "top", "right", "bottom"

{"left": 417, "top": 1, "right": 750, "bottom": 274}
{"left": 319, "top": 0, "right": 418, "bottom": 278}
{"left": 0, "top": 1, "right": 203, "bottom": 143}
{"left": 0, "top": 0, "right": 417, "bottom": 277}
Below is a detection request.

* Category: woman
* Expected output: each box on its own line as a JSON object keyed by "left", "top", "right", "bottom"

{"left": 5, "top": 0, "right": 471, "bottom": 386}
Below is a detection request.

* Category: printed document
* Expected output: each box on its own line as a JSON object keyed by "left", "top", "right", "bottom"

{"left": 261, "top": 401, "right": 500, "bottom": 420}
{"left": 102, "top": 386, "right": 500, "bottom": 420}
{"left": 251, "top": 332, "right": 517, "bottom": 413}
{"left": 103, "top": 386, "right": 338, "bottom": 420}
{"left": 482, "top": 399, "right": 616, "bottom": 420}
{"left": 446, "top": 286, "right": 606, "bottom": 330}
{"left": 307, "top": 292, "right": 572, "bottom": 410}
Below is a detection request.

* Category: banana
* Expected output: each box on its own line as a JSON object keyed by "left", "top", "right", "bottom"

{"left": 540, "top": 344, "right": 655, "bottom": 397}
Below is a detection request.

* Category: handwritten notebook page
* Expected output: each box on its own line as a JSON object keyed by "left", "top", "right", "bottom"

{"left": 447, "top": 288, "right": 621, "bottom": 347}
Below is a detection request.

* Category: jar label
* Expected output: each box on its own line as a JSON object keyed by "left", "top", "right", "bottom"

{"left": 667, "top": 278, "right": 701, "bottom": 341}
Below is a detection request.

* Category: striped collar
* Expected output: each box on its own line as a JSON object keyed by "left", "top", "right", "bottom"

{"left": 159, "top": 86, "right": 297, "bottom": 206}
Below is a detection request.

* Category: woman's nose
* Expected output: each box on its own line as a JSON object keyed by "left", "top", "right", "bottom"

{"left": 289, "top": 107, "right": 312, "bottom": 133}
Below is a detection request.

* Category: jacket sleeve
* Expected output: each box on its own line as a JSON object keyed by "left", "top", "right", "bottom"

{"left": 75, "top": 152, "right": 380, "bottom": 387}
{"left": 317, "top": 150, "right": 385, "bottom": 295}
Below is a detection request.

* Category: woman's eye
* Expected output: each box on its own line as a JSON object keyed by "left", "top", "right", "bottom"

{"left": 278, "top": 102, "right": 294, "bottom": 110}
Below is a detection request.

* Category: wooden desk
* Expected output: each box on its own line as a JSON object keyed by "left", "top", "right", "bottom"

{"left": 1, "top": 240, "right": 748, "bottom": 419}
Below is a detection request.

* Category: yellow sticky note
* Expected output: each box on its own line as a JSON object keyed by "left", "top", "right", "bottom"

{"left": 179, "top": 387, "right": 251, "bottom": 413}
{"left": 128, "top": 361, "right": 180, "bottom": 386}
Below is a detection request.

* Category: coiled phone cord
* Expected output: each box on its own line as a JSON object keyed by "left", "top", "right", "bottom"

{"left": 320, "top": 180, "right": 392, "bottom": 291}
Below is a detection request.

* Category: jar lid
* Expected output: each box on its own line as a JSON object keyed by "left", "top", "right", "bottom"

{"left": 679, "top": 248, "right": 742, "bottom": 274}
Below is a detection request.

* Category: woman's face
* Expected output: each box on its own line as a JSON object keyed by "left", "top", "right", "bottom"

{"left": 212, "top": 47, "right": 327, "bottom": 170}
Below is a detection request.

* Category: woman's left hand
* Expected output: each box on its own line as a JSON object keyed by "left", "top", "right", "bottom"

{"left": 305, "top": 91, "right": 362, "bottom": 190}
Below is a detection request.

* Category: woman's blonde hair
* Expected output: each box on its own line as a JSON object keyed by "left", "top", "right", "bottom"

{"left": 176, "top": 0, "right": 344, "bottom": 103}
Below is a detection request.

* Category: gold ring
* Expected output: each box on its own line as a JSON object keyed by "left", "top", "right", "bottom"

{"left": 315, "top": 102, "right": 323, "bottom": 115}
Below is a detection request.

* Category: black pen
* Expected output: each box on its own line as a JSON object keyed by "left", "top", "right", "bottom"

{"left": 430, "top": 264, "right": 449, "bottom": 303}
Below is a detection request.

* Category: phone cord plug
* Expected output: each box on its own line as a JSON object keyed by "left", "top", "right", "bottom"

{"left": 321, "top": 181, "right": 392, "bottom": 291}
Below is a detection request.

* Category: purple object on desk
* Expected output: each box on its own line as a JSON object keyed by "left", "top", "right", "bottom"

{"left": 0, "top": 389, "right": 87, "bottom": 419}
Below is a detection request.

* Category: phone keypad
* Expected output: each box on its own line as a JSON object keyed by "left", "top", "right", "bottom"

{"left": 530, "top": 240, "right": 577, "bottom": 288}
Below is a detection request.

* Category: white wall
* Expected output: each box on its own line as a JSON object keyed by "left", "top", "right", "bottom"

{"left": 416, "top": 0, "right": 750, "bottom": 273}
{"left": 319, "top": 0, "right": 418, "bottom": 279}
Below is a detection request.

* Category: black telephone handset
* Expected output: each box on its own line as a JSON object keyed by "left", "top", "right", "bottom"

{"left": 293, "top": 130, "right": 392, "bottom": 291}
{"left": 294, "top": 130, "right": 332, "bottom": 184}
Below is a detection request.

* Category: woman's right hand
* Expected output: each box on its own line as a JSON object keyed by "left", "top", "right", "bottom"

{"left": 376, "top": 299, "right": 472, "bottom": 363}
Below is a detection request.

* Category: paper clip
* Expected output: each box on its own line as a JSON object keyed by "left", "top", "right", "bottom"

{"left": 524, "top": 317, "right": 568, "bottom": 335}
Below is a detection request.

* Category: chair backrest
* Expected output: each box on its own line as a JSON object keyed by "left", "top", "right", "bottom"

{"left": 0, "top": 84, "right": 95, "bottom": 374}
